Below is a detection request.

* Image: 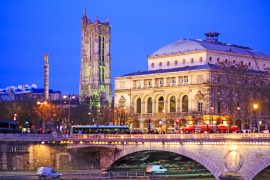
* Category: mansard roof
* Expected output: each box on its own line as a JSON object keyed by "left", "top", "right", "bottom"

{"left": 151, "top": 39, "right": 270, "bottom": 59}
{"left": 123, "top": 64, "right": 217, "bottom": 77}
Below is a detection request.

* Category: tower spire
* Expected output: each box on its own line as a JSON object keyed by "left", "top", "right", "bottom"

{"left": 84, "top": 7, "right": 86, "bottom": 17}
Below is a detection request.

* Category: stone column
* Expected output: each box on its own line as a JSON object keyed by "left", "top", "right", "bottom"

{"left": 152, "top": 78, "right": 156, "bottom": 88}
{"left": 141, "top": 102, "right": 145, "bottom": 114}
{"left": 153, "top": 101, "right": 156, "bottom": 115}
{"left": 164, "top": 77, "right": 167, "bottom": 87}
{"left": 139, "top": 120, "right": 144, "bottom": 132}
{"left": 44, "top": 54, "right": 49, "bottom": 101}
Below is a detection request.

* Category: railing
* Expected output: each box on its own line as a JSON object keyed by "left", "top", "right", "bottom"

{"left": 65, "top": 133, "right": 270, "bottom": 140}
{"left": 0, "top": 171, "right": 147, "bottom": 179}
{"left": 1, "top": 133, "right": 270, "bottom": 142}
{"left": 0, "top": 170, "right": 213, "bottom": 179}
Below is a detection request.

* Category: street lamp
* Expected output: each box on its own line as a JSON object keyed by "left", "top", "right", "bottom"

{"left": 162, "top": 109, "right": 167, "bottom": 133}
{"left": 210, "top": 106, "right": 214, "bottom": 132}
{"left": 63, "top": 95, "right": 75, "bottom": 127}
{"left": 253, "top": 103, "right": 259, "bottom": 132}
{"left": 37, "top": 101, "right": 47, "bottom": 133}
{"left": 13, "top": 113, "right": 17, "bottom": 121}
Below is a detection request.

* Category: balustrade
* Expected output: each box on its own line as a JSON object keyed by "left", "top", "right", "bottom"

{"left": 1, "top": 133, "right": 270, "bottom": 142}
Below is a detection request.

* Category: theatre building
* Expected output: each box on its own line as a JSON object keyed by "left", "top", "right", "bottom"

{"left": 114, "top": 32, "right": 270, "bottom": 133}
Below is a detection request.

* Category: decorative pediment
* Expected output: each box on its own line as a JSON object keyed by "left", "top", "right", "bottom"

{"left": 195, "top": 91, "right": 205, "bottom": 101}
{"left": 119, "top": 96, "right": 126, "bottom": 106}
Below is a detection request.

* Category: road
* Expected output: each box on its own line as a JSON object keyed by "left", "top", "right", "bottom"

{"left": 0, "top": 170, "right": 215, "bottom": 180}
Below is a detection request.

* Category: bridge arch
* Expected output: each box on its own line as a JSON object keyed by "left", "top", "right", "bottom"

{"left": 249, "top": 156, "right": 270, "bottom": 180}
{"left": 109, "top": 145, "right": 222, "bottom": 179}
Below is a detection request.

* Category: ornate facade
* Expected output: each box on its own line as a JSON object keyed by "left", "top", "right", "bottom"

{"left": 79, "top": 9, "right": 112, "bottom": 106}
{"left": 114, "top": 32, "right": 270, "bottom": 133}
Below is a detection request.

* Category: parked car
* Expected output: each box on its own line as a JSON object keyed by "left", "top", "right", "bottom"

{"left": 36, "top": 167, "right": 62, "bottom": 179}
{"left": 145, "top": 164, "right": 167, "bottom": 174}
{"left": 261, "top": 130, "right": 269, "bottom": 133}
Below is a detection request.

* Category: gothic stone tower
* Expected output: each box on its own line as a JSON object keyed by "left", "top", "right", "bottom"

{"left": 79, "top": 9, "right": 112, "bottom": 106}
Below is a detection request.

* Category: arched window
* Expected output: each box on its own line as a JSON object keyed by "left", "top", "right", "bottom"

{"left": 159, "top": 62, "right": 162, "bottom": 67}
{"left": 182, "top": 59, "right": 186, "bottom": 64}
{"left": 158, "top": 96, "right": 164, "bottom": 113}
{"left": 167, "top": 61, "right": 170, "bottom": 66}
{"left": 151, "top": 63, "right": 155, "bottom": 68}
{"left": 182, "top": 95, "right": 188, "bottom": 112}
{"left": 136, "top": 98, "right": 141, "bottom": 114}
{"left": 199, "top": 57, "right": 203, "bottom": 62}
{"left": 170, "top": 96, "right": 176, "bottom": 112}
{"left": 191, "top": 58, "right": 194, "bottom": 63}
{"left": 147, "top": 97, "right": 152, "bottom": 113}
{"left": 174, "top": 60, "right": 178, "bottom": 65}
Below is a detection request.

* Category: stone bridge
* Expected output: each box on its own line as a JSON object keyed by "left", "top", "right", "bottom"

{"left": 1, "top": 133, "right": 270, "bottom": 180}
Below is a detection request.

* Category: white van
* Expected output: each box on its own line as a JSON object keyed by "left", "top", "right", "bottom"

{"left": 145, "top": 164, "right": 167, "bottom": 174}
{"left": 36, "top": 167, "right": 62, "bottom": 179}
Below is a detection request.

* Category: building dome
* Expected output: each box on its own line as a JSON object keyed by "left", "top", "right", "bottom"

{"left": 151, "top": 35, "right": 270, "bottom": 59}
{"left": 151, "top": 39, "right": 205, "bottom": 56}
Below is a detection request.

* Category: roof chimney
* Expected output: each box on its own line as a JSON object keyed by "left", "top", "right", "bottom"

{"left": 205, "top": 32, "right": 219, "bottom": 43}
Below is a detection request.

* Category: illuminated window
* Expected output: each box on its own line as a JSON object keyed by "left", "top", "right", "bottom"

{"left": 182, "top": 95, "right": 188, "bottom": 112}
{"left": 158, "top": 96, "right": 164, "bottom": 113}
{"left": 147, "top": 98, "right": 152, "bottom": 113}
{"left": 170, "top": 96, "right": 176, "bottom": 112}
{"left": 136, "top": 98, "right": 141, "bottom": 114}
{"left": 182, "top": 59, "right": 186, "bottom": 64}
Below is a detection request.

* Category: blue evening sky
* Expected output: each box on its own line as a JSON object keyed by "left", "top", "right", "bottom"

{"left": 1, "top": 0, "right": 270, "bottom": 94}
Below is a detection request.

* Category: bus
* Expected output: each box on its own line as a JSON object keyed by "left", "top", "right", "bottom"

{"left": 0, "top": 121, "right": 20, "bottom": 133}
{"left": 70, "top": 125, "right": 130, "bottom": 134}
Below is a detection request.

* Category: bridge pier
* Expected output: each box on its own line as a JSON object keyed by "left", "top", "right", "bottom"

{"left": 219, "top": 173, "right": 244, "bottom": 180}
{"left": 99, "top": 150, "right": 116, "bottom": 169}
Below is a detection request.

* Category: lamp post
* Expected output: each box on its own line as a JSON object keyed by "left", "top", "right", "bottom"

{"left": 63, "top": 95, "right": 75, "bottom": 127}
{"left": 253, "top": 103, "right": 258, "bottom": 132}
{"left": 37, "top": 101, "right": 47, "bottom": 133}
{"left": 13, "top": 113, "right": 17, "bottom": 121}
{"left": 162, "top": 109, "right": 167, "bottom": 134}
{"left": 210, "top": 106, "right": 214, "bottom": 132}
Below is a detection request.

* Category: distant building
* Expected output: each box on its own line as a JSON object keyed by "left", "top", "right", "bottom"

{"left": 79, "top": 9, "right": 112, "bottom": 106}
{"left": 114, "top": 32, "right": 270, "bottom": 133}
{"left": 0, "top": 84, "right": 61, "bottom": 102}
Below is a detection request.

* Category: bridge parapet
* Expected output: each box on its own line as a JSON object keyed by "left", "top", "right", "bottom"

{"left": 0, "top": 133, "right": 53, "bottom": 142}
{"left": 59, "top": 133, "right": 270, "bottom": 142}
{"left": 1, "top": 133, "right": 270, "bottom": 143}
